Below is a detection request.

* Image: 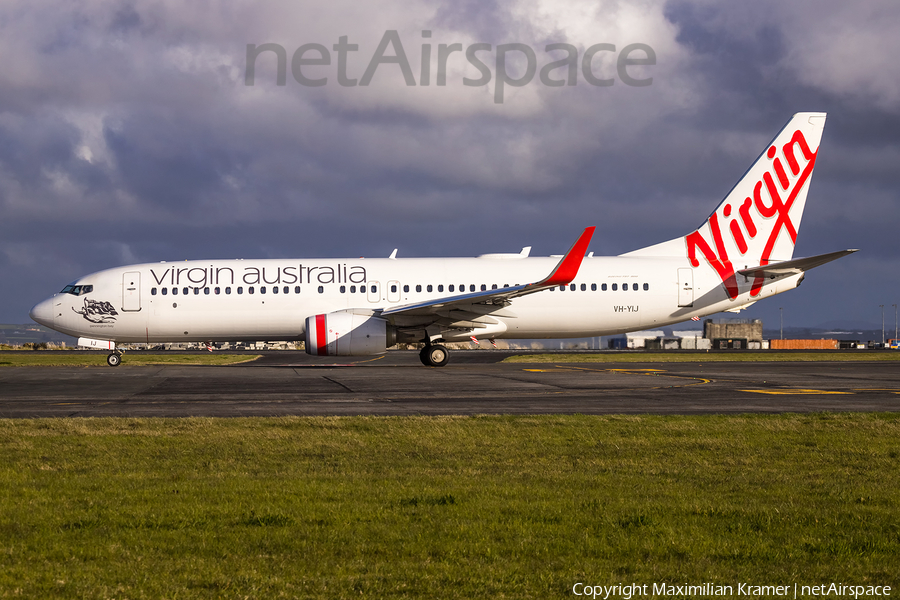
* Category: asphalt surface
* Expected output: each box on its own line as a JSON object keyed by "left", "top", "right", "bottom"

{"left": 1, "top": 350, "right": 899, "bottom": 417}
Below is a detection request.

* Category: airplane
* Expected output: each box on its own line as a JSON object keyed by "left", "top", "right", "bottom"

{"left": 30, "top": 112, "right": 856, "bottom": 367}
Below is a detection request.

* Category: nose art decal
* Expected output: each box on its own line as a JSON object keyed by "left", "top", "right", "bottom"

{"left": 73, "top": 298, "right": 119, "bottom": 323}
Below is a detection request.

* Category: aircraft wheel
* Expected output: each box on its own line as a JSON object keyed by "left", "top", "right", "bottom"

{"left": 107, "top": 353, "right": 122, "bottom": 367}
{"left": 422, "top": 344, "right": 450, "bottom": 367}
{"left": 418, "top": 347, "right": 431, "bottom": 366}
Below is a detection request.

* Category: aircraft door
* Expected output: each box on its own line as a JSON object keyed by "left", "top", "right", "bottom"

{"left": 367, "top": 281, "right": 381, "bottom": 303}
{"left": 123, "top": 271, "right": 141, "bottom": 311}
{"left": 677, "top": 268, "right": 693, "bottom": 307}
{"left": 387, "top": 280, "right": 400, "bottom": 303}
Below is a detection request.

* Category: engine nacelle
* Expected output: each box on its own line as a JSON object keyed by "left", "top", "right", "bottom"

{"left": 305, "top": 312, "right": 395, "bottom": 356}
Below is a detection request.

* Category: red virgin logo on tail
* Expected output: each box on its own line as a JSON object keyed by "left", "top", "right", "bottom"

{"left": 685, "top": 129, "right": 817, "bottom": 299}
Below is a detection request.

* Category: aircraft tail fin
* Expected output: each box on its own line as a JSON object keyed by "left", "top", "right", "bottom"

{"left": 623, "top": 112, "right": 827, "bottom": 298}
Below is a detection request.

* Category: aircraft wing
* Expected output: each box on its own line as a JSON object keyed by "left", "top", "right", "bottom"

{"left": 736, "top": 249, "right": 858, "bottom": 280}
{"left": 379, "top": 227, "right": 595, "bottom": 326}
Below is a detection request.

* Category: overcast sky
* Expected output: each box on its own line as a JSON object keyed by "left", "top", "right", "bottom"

{"left": 3, "top": 0, "right": 899, "bottom": 329}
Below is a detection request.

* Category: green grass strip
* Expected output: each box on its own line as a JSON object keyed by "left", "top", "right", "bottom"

{"left": 0, "top": 353, "right": 260, "bottom": 367}
{"left": 504, "top": 351, "right": 900, "bottom": 363}
{"left": 0, "top": 414, "right": 897, "bottom": 598}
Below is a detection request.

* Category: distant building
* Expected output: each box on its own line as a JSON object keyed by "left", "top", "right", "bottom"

{"left": 703, "top": 318, "right": 763, "bottom": 349}
{"left": 625, "top": 330, "right": 666, "bottom": 349}
{"left": 673, "top": 330, "right": 711, "bottom": 350}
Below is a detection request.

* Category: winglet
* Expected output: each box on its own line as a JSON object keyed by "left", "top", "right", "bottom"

{"left": 536, "top": 227, "right": 595, "bottom": 287}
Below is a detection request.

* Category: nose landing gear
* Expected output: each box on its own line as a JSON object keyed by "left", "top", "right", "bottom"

{"left": 106, "top": 351, "right": 123, "bottom": 367}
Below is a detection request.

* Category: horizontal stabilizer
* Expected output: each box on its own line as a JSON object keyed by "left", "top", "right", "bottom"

{"left": 736, "top": 249, "right": 858, "bottom": 279}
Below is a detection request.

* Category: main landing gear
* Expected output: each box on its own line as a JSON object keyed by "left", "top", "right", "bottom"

{"left": 106, "top": 350, "right": 123, "bottom": 367}
{"left": 419, "top": 343, "right": 450, "bottom": 367}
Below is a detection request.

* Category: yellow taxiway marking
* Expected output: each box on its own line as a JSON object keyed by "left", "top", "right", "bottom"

{"left": 741, "top": 389, "right": 852, "bottom": 395}
{"left": 522, "top": 366, "right": 711, "bottom": 387}
{"left": 522, "top": 367, "right": 666, "bottom": 373}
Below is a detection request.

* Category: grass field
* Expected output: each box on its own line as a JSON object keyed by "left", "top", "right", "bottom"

{"left": 1, "top": 415, "right": 897, "bottom": 598}
{"left": 0, "top": 353, "right": 260, "bottom": 367}
{"left": 504, "top": 351, "right": 900, "bottom": 363}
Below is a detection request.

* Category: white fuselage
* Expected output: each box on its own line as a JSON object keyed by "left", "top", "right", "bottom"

{"left": 32, "top": 254, "right": 800, "bottom": 345}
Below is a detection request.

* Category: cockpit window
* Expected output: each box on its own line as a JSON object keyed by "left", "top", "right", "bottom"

{"left": 60, "top": 284, "right": 93, "bottom": 296}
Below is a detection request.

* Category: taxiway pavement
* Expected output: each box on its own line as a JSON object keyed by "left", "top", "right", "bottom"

{"left": 1, "top": 351, "right": 898, "bottom": 417}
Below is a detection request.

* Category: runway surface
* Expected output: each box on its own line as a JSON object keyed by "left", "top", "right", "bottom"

{"left": 1, "top": 350, "right": 899, "bottom": 417}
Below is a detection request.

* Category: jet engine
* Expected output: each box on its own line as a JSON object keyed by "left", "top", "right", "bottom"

{"left": 305, "top": 311, "right": 396, "bottom": 356}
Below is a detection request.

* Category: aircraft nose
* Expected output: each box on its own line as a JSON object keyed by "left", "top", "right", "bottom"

{"left": 29, "top": 297, "right": 55, "bottom": 327}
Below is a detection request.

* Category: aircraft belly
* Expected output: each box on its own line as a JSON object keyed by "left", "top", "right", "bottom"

{"left": 146, "top": 302, "right": 305, "bottom": 343}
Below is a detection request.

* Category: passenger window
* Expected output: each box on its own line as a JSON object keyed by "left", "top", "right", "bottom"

{"left": 183, "top": 288, "right": 188, "bottom": 295}
{"left": 237, "top": 287, "right": 243, "bottom": 294}
{"left": 427, "top": 285, "right": 433, "bottom": 292}
{"left": 192, "top": 288, "right": 198, "bottom": 295}
{"left": 318, "top": 286, "right": 324, "bottom": 294}
{"left": 294, "top": 286, "right": 301, "bottom": 294}
{"left": 416, "top": 285, "right": 422, "bottom": 292}
{"left": 370, "top": 285, "right": 376, "bottom": 293}
{"left": 643, "top": 283, "right": 649, "bottom": 291}
{"left": 438, "top": 285, "right": 444, "bottom": 292}
{"left": 591, "top": 283, "right": 597, "bottom": 291}
{"left": 339, "top": 286, "right": 346, "bottom": 293}
{"left": 273, "top": 286, "right": 279, "bottom": 294}
{"left": 249, "top": 287, "right": 255, "bottom": 294}
{"left": 351, "top": 286, "right": 357, "bottom": 293}
{"left": 602, "top": 283, "right": 607, "bottom": 291}
{"left": 204, "top": 287, "right": 210, "bottom": 295}
{"left": 215, "top": 287, "right": 220, "bottom": 295}
{"left": 559, "top": 285, "right": 565, "bottom": 292}
{"left": 261, "top": 287, "right": 267, "bottom": 294}
{"left": 151, "top": 288, "right": 157, "bottom": 296}
{"left": 225, "top": 287, "right": 231, "bottom": 295}
{"left": 570, "top": 284, "right": 576, "bottom": 291}
{"left": 469, "top": 285, "right": 475, "bottom": 292}
{"left": 580, "top": 284, "right": 586, "bottom": 291}
{"left": 162, "top": 288, "right": 167, "bottom": 295}
{"left": 391, "top": 285, "right": 397, "bottom": 293}
{"left": 449, "top": 285, "right": 455, "bottom": 292}
{"left": 172, "top": 288, "right": 178, "bottom": 296}
{"left": 492, "top": 284, "right": 498, "bottom": 290}
{"left": 403, "top": 285, "right": 408, "bottom": 292}
{"left": 612, "top": 283, "right": 617, "bottom": 291}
